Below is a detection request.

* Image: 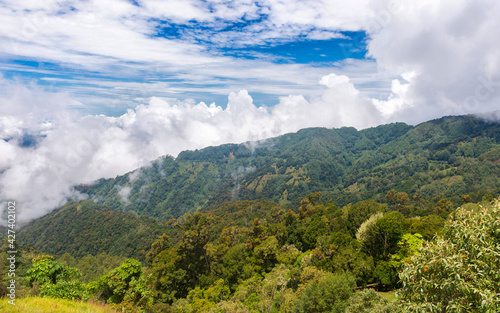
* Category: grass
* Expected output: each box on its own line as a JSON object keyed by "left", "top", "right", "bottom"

{"left": 0, "top": 296, "right": 118, "bottom": 313}
{"left": 378, "top": 290, "right": 398, "bottom": 302}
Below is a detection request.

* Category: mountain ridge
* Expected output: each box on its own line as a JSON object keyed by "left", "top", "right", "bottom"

{"left": 76, "top": 114, "right": 500, "bottom": 221}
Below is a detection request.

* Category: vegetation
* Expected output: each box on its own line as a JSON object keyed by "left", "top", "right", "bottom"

{"left": 11, "top": 196, "right": 500, "bottom": 312}
{"left": 25, "top": 255, "right": 88, "bottom": 300}
{"left": 17, "top": 200, "right": 176, "bottom": 261}
{"left": 0, "top": 296, "right": 118, "bottom": 313}
{"left": 3, "top": 115, "right": 500, "bottom": 312}
{"left": 399, "top": 199, "right": 500, "bottom": 312}
{"left": 79, "top": 116, "right": 500, "bottom": 220}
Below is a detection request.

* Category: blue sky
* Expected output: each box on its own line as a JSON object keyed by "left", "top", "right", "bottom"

{"left": 0, "top": 30, "right": 370, "bottom": 115}
{"left": 0, "top": 0, "right": 380, "bottom": 115}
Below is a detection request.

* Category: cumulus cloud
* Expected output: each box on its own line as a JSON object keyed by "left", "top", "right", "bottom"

{"left": 366, "top": 0, "right": 500, "bottom": 123}
{"left": 0, "top": 73, "right": 381, "bottom": 223}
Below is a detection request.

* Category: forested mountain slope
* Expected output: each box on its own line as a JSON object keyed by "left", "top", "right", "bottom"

{"left": 17, "top": 200, "right": 171, "bottom": 260}
{"left": 79, "top": 115, "right": 500, "bottom": 220}
{"left": 12, "top": 115, "right": 500, "bottom": 312}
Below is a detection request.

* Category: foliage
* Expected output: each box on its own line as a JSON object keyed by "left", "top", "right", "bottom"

{"left": 9, "top": 116, "right": 500, "bottom": 312}
{"left": 389, "top": 233, "right": 423, "bottom": 269}
{"left": 95, "top": 259, "right": 145, "bottom": 304}
{"left": 40, "top": 279, "right": 89, "bottom": 301}
{"left": 398, "top": 199, "right": 500, "bottom": 312}
{"left": 361, "top": 211, "right": 406, "bottom": 261}
{"left": 80, "top": 115, "right": 500, "bottom": 220}
{"left": 408, "top": 214, "right": 445, "bottom": 240}
{"left": 291, "top": 273, "right": 356, "bottom": 313}
{"left": 18, "top": 200, "right": 174, "bottom": 261}
{"left": 345, "top": 289, "right": 398, "bottom": 313}
{"left": 356, "top": 212, "right": 384, "bottom": 242}
{"left": 25, "top": 255, "right": 88, "bottom": 300}
{"left": 25, "top": 255, "right": 80, "bottom": 287}
{"left": 57, "top": 252, "right": 126, "bottom": 283}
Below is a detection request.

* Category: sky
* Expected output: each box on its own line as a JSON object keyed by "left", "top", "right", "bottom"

{"left": 1, "top": 0, "right": 500, "bottom": 222}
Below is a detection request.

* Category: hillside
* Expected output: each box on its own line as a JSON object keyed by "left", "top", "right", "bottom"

{"left": 79, "top": 115, "right": 500, "bottom": 220}
{"left": 17, "top": 200, "right": 173, "bottom": 260}
{"left": 10, "top": 114, "right": 500, "bottom": 312}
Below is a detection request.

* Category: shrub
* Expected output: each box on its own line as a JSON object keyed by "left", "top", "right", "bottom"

{"left": 398, "top": 199, "right": 500, "bottom": 312}
{"left": 345, "top": 289, "right": 398, "bottom": 313}
{"left": 291, "top": 273, "right": 355, "bottom": 313}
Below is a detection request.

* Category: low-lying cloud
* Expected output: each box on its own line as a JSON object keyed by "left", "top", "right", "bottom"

{"left": 0, "top": 73, "right": 382, "bottom": 223}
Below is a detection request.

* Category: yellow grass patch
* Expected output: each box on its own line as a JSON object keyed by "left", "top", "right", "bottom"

{"left": 0, "top": 297, "right": 117, "bottom": 313}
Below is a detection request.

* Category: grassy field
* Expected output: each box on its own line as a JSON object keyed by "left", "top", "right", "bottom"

{"left": 0, "top": 297, "right": 117, "bottom": 313}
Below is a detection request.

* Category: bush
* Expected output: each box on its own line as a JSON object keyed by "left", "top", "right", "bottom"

{"left": 25, "top": 255, "right": 88, "bottom": 300}
{"left": 40, "top": 280, "right": 88, "bottom": 300}
{"left": 398, "top": 199, "right": 500, "bottom": 312}
{"left": 345, "top": 289, "right": 397, "bottom": 313}
{"left": 291, "top": 273, "right": 355, "bottom": 313}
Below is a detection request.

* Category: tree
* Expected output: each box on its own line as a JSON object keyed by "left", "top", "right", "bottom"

{"left": 434, "top": 196, "right": 454, "bottom": 218}
{"left": 398, "top": 199, "right": 500, "bottom": 312}
{"left": 408, "top": 215, "right": 445, "bottom": 241}
{"left": 389, "top": 233, "right": 423, "bottom": 269}
{"left": 299, "top": 192, "right": 322, "bottom": 219}
{"left": 360, "top": 212, "right": 405, "bottom": 261}
{"left": 94, "top": 258, "right": 144, "bottom": 304}
{"left": 342, "top": 200, "right": 387, "bottom": 238}
{"left": 178, "top": 213, "right": 219, "bottom": 286}
{"left": 147, "top": 233, "right": 171, "bottom": 264}
{"left": 291, "top": 273, "right": 355, "bottom": 313}
{"left": 150, "top": 246, "right": 187, "bottom": 303}
{"left": 25, "top": 255, "right": 87, "bottom": 300}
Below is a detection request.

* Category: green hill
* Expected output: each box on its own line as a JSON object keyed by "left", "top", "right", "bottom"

{"left": 11, "top": 115, "right": 500, "bottom": 313}
{"left": 17, "top": 200, "right": 174, "bottom": 260}
{"left": 79, "top": 115, "right": 500, "bottom": 220}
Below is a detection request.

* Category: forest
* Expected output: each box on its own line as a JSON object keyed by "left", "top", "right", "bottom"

{"left": 1, "top": 115, "right": 500, "bottom": 312}
{"left": 79, "top": 115, "right": 500, "bottom": 221}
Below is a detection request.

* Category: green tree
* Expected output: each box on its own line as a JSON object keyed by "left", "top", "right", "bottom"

{"left": 398, "top": 200, "right": 500, "bottom": 312}
{"left": 408, "top": 215, "right": 445, "bottom": 241}
{"left": 25, "top": 255, "right": 87, "bottom": 300}
{"left": 147, "top": 233, "right": 171, "bottom": 264}
{"left": 291, "top": 273, "right": 355, "bottom": 313}
{"left": 150, "top": 246, "right": 187, "bottom": 303}
{"left": 342, "top": 200, "right": 387, "bottom": 238}
{"left": 389, "top": 233, "right": 423, "bottom": 269}
{"left": 299, "top": 192, "right": 322, "bottom": 219}
{"left": 361, "top": 212, "right": 405, "bottom": 261}
{"left": 177, "top": 213, "right": 220, "bottom": 287}
{"left": 94, "top": 258, "right": 144, "bottom": 304}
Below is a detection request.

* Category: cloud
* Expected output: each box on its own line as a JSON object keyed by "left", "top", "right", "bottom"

{"left": 0, "top": 73, "right": 381, "bottom": 223}
{"left": 117, "top": 185, "right": 132, "bottom": 204}
{"left": 0, "top": 0, "right": 391, "bottom": 116}
{"left": 366, "top": 0, "right": 500, "bottom": 124}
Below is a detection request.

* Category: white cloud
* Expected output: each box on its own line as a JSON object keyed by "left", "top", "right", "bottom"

{"left": 117, "top": 185, "right": 132, "bottom": 204}
{"left": 0, "top": 73, "right": 382, "bottom": 223}
{"left": 367, "top": 0, "right": 500, "bottom": 124}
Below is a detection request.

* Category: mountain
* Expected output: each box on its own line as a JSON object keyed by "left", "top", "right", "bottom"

{"left": 17, "top": 200, "right": 173, "bottom": 260}
{"left": 13, "top": 114, "right": 500, "bottom": 312}
{"left": 76, "top": 115, "right": 500, "bottom": 221}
